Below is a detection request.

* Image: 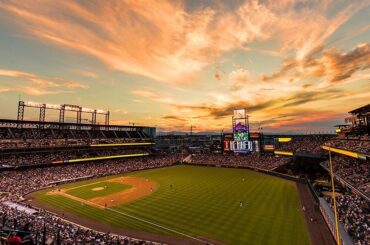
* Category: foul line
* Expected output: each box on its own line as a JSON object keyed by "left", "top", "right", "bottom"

{"left": 68, "top": 197, "right": 210, "bottom": 244}
{"left": 50, "top": 178, "right": 211, "bottom": 243}
{"left": 106, "top": 207, "right": 210, "bottom": 244}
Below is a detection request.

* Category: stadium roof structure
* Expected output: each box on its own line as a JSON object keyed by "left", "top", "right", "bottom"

{"left": 0, "top": 118, "right": 151, "bottom": 130}
{"left": 348, "top": 104, "right": 370, "bottom": 114}
{"left": 0, "top": 118, "right": 156, "bottom": 138}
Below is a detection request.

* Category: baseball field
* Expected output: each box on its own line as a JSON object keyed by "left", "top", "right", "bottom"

{"left": 32, "top": 165, "right": 310, "bottom": 245}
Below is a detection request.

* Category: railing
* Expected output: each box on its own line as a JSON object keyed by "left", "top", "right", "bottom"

{"left": 319, "top": 197, "right": 354, "bottom": 245}
{"left": 320, "top": 163, "right": 370, "bottom": 202}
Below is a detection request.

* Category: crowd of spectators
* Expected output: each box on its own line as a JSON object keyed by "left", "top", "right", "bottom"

{"left": 0, "top": 148, "right": 149, "bottom": 167}
{"left": 323, "top": 156, "right": 370, "bottom": 196}
{"left": 275, "top": 135, "right": 334, "bottom": 154}
{"left": 191, "top": 153, "right": 290, "bottom": 170}
{"left": 324, "top": 138, "right": 370, "bottom": 155}
{"left": 320, "top": 135, "right": 370, "bottom": 245}
{"left": 0, "top": 154, "right": 181, "bottom": 244}
{"left": 0, "top": 127, "right": 150, "bottom": 150}
{"left": 325, "top": 194, "right": 370, "bottom": 245}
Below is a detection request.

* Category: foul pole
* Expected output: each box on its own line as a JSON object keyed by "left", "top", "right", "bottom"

{"left": 329, "top": 149, "right": 341, "bottom": 245}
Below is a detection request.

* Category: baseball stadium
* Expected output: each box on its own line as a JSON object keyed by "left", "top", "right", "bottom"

{"left": 0, "top": 102, "right": 369, "bottom": 245}
{"left": 0, "top": 1, "right": 369, "bottom": 245}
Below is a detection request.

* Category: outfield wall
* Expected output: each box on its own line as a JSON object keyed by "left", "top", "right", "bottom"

{"left": 186, "top": 162, "right": 306, "bottom": 183}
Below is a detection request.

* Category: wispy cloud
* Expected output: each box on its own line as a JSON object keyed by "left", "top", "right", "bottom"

{"left": 0, "top": 0, "right": 369, "bottom": 132}
{"left": 0, "top": 0, "right": 365, "bottom": 84}
{"left": 261, "top": 43, "right": 370, "bottom": 85}
{"left": 162, "top": 115, "right": 186, "bottom": 121}
{"left": 228, "top": 67, "right": 252, "bottom": 91}
{"left": 0, "top": 68, "right": 88, "bottom": 95}
{"left": 174, "top": 89, "right": 342, "bottom": 118}
{"left": 0, "top": 86, "right": 11, "bottom": 93}
{"left": 74, "top": 69, "right": 99, "bottom": 78}
{"left": 131, "top": 89, "right": 175, "bottom": 104}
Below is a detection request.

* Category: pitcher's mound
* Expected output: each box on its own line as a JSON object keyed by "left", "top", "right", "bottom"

{"left": 92, "top": 187, "right": 104, "bottom": 191}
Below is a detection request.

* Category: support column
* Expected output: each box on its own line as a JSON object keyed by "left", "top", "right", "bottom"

{"left": 17, "top": 101, "right": 25, "bottom": 128}
{"left": 17, "top": 101, "right": 24, "bottom": 121}
{"left": 39, "top": 104, "right": 46, "bottom": 128}
{"left": 59, "top": 105, "right": 65, "bottom": 123}
{"left": 77, "top": 107, "right": 82, "bottom": 124}
{"left": 39, "top": 104, "right": 46, "bottom": 122}
{"left": 105, "top": 111, "right": 110, "bottom": 125}
{"left": 92, "top": 110, "right": 97, "bottom": 125}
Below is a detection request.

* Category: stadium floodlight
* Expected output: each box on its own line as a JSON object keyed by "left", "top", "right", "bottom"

{"left": 45, "top": 103, "right": 62, "bottom": 110}
{"left": 24, "top": 101, "right": 44, "bottom": 107}
{"left": 64, "top": 105, "right": 80, "bottom": 111}
{"left": 96, "top": 109, "right": 107, "bottom": 114}
{"left": 17, "top": 100, "right": 110, "bottom": 125}
{"left": 81, "top": 108, "right": 95, "bottom": 113}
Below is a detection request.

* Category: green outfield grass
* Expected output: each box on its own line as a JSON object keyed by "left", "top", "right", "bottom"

{"left": 65, "top": 181, "right": 131, "bottom": 200}
{"left": 35, "top": 165, "right": 310, "bottom": 245}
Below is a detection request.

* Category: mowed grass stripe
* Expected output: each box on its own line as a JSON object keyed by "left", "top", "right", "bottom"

{"left": 114, "top": 166, "right": 308, "bottom": 244}
{"left": 37, "top": 192, "right": 175, "bottom": 236}
{"left": 36, "top": 165, "right": 310, "bottom": 245}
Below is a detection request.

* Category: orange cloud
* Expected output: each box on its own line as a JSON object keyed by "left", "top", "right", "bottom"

{"left": 228, "top": 67, "right": 252, "bottom": 91}
{"left": 131, "top": 89, "right": 174, "bottom": 104}
{"left": 262, "top": 43, "right": 370, "bottom": 85}
{"left": 0, "top": 0, "right": 364, "bottom": 84}
{"left": 0, "top": 86, "right": 11, "bottom": 93}
{"left": 0, "top": 68, "right": 88, "bottom": 95}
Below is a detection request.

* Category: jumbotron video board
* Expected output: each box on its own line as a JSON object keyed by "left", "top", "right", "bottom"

{"left": 233, "top": 122, "right": 249, "bottom": 141}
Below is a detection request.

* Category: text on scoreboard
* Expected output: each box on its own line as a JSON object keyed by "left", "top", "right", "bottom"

{"left": 223, "top": 140, "right": 253, "bottom": 152}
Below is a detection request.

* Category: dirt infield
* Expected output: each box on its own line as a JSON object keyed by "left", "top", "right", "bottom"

{"left": 47, "top": 176, "right": 157, "bottom": 208}
{"left": 296, "top": 183, "right": 336, "bottom": 245}
{"left": 91, "top": 176, "right": 157, "bottom": 207}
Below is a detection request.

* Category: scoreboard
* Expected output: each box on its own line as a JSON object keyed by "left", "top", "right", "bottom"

{"left": 223, "top": 133, "right": 253, "bottom": 153}
{"left": 223, "top": 140, "right": 253, "bottom": 152}
{"left": 222, "top": 109, "right": 261, "bottom": 153}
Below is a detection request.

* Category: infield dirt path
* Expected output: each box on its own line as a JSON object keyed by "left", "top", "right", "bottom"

{"left": 47, "top": 176, "right": 157, "bottom": 208}
{"left": 91, "top": 176, "right": 157, "bottom": 207}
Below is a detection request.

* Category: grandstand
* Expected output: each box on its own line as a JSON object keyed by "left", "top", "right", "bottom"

{"left": 0, "top": 117, "right": 156, "bottom": 168}
{"left": 0, "top": 102, "right": 369, "bottom": 245}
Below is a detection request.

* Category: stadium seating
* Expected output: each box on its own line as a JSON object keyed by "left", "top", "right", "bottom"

{"left": 0, "top": 148, "right": 149, "bottom": 166}
{"left": 191, "top": 153, "right": 290, "bottom": 170}
{"left": 324, "top": 138, "right": 370, "bottom": 155}
{"left": 0, "top": 155, "right": 180, "bottom": 244}
{"left": 0, "top": 126, "right": 151, "bottom": 150}
{"left": 323, "top": 156, "right": 370, "bottom": 195}
{"left": 325, "top": 194, "right": 370, "bottom": 244}
{"left": 275, "top": 135, "right": 334, "bottom": 153}
{"left": 321, "top": 136, "right": 370, "bottom": 245}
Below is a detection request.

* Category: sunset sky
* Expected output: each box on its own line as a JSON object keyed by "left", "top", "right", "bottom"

{"left": 0, "top": 0, "right": 369, "bottom": 133}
